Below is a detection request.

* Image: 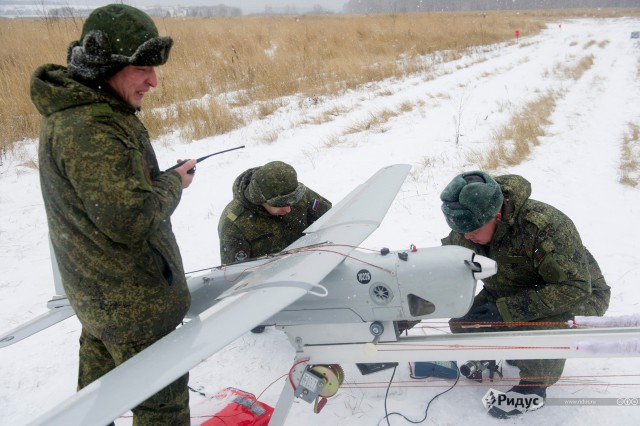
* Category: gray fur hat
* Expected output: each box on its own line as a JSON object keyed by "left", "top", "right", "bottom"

{"left": 440, "top": 171, "right": 504, "bottom": 233}
{"left": 67, "top": 4, "right": 172, "bottom": 82}
{"left": 245, "top": 161, "right": 305, "bottom": 207}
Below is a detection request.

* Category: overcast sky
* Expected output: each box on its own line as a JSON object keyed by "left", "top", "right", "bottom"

{"left": 77, "top": 0, "right": 347, "bottom": 14}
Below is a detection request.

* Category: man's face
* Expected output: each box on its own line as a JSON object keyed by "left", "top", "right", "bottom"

{"left": 463, "top": 216, "right": 499, "bottom": 245}
{"left": 262, "top": 203, "right": 291, "bottom": 216}
{"left": 105, "top": 65, "right": 157, "bottom": 109}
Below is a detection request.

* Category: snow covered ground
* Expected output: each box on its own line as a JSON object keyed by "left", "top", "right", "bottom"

{"left": 1, "top": 17, "right": 639, "bottom": 425}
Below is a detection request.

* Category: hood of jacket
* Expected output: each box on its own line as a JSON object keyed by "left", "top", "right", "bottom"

{"left": 31, "top": 63, "right": 134, "bottom": 118}
{"left": 231, "top": 167, "right": 267, "bottom": 213}
{"left": 494, "top": 174, "right": 532, "bottom": 224}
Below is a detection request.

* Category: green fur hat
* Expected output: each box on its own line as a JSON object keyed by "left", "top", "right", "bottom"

{"left": 440, "top": 171, "right": 504, "bottom": 233}
{"left": 67, "top": 4, "right": 172, "bottom": 82}
{"left": 245, "top": 161, "right": 305, "bottom": 207}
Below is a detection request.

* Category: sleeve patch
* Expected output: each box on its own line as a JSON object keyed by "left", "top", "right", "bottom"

{"left": 538, "top": 254, "right": 568, "bottom": 283}
{"left": 234, "top": 250, "right": 247, "bottom": 262}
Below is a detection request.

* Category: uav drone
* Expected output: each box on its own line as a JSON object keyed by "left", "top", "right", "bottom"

{"left": 2, "top": 164, "right": 639, "bottom": 425}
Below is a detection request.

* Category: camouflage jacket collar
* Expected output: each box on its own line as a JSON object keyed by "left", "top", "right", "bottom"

{"left": 31, "top": 64, "right": 135, "bottom": 118}
{"left": 231, "top": 167, "right": 269, "bottom": 215}
{"left": 494, "top": 174, "right": 532, "bottom": 226}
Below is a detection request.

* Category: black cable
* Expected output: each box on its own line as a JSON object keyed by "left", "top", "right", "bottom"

{"left": 380, "top": 363, "right": 460, "bottom": 425}
{"left": 384, "top": 365, "right": 398, "bottom": 426}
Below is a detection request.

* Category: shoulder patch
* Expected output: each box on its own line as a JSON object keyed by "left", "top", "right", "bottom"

{"left": 91, "top": 103, "right": 113, "bottom": 117}
{"left": 225, "top": 203, "right": 248, "bottom": 223}
{"left": 226, "top": 211, "right": 238, "bottom": 222}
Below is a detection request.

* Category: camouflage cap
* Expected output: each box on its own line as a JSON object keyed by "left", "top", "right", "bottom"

{"left": 245, "top": 161, "right": 305, "bottom": 207}
{"left": 67, "top": 4, "right": 173, "bottom": 81}
{"left": 440, "top": 171, "right": 504, "bottom": 233}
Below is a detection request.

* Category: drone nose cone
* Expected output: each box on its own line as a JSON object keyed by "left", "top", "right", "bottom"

{"left": 469, "top": 254, "right": 497, "bottom": 280}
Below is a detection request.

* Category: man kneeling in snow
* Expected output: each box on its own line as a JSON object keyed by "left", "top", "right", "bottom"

{"left": 439, "top": 171, "right": 610, "bottom": 419}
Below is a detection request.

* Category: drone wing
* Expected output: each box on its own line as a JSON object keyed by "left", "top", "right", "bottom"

{"left": 27, "top": 164, "right": 411, "bottom": 426}
{"left": 0, "top": 301, "right": 74, "bottom": 348}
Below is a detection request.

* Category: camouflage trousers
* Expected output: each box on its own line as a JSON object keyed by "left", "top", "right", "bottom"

{"left": 450, "top": 290, "right": 606, "bottom": 387}
{"left": 450, "top": 248, "right": 610, "bottom": 387}
{"left": 78, "top": 328, "right": 190, "bottom": 426}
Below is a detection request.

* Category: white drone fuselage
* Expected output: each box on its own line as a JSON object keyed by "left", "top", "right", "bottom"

{"left": 186, "top": 245, "right": 495, "bottom": 337}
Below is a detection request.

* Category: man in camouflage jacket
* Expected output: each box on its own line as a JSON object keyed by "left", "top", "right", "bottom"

{"left": 31, "top": 5, "right": 196, "bottom": 425}
{"left": 218, "top": 161, "right": 332, "bottom": 264}
{"left": 440, "top": 171, "right": 610, "bottom": 418}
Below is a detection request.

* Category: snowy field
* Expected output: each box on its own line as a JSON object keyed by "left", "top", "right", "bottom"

{"left": 1, "top": 17, "right": 640, "bottom": 425}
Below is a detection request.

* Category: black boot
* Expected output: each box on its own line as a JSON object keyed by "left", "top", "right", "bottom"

{"left": 508, "top": 381, "right": 547, "bottom": 398}
{"left": 251, "top": 325, "right": 266, "bottom": 334}
{"left": 487, "top": 381, "right": 546, "bottom": 419}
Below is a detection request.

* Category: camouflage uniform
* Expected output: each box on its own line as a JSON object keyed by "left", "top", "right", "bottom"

{"left": 442, "top": 174, "right": 610, "bottom": 385}
{"left": 31, "top": 5, "right": 189, "bottom": 425}
{"left": 218, "top": 165, "right": 332, "bottom": 264}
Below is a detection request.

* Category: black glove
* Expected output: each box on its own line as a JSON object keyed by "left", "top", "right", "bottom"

{"left": 462, "top": 302, "right": 503, "bottom": 323}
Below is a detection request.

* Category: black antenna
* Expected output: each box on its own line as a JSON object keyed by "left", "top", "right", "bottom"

{"left": 166, "top": 145, "right": 245, "bottom": 174}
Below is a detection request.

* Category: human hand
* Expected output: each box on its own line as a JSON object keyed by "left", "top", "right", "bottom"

{"left": 463, "top": 302, "right": 503, "bottom": 323}
{"left": 174, "top": 159, "right": 197, "bottom": 189}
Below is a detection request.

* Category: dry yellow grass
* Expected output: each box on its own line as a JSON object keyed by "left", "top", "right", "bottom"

{"left": 477, "top": 91, "right": 558, "bottom": 170}
{"left": 1, "top": 8, "right": 639, "bottom": 154}
{"left": 474, "top": 43, "right": 600, "bottom": 171}
{"left": 620, "top": 123, "right": 640, "bottom": 187}
{"left": 343, "top": 109, "right": 399, "bottom": 135}
{"left": 562, "top": 54, "right": 595, "bottom": 80}
{"left": 0, "top": 18, "right": 79, "bottom": 148}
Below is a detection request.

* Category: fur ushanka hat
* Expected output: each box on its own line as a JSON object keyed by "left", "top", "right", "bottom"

{"left": 67, "top": 4, "right": 173, "bottom": 82}
{"left": 440, "top": 171, "right": 504, "bottom": 233}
